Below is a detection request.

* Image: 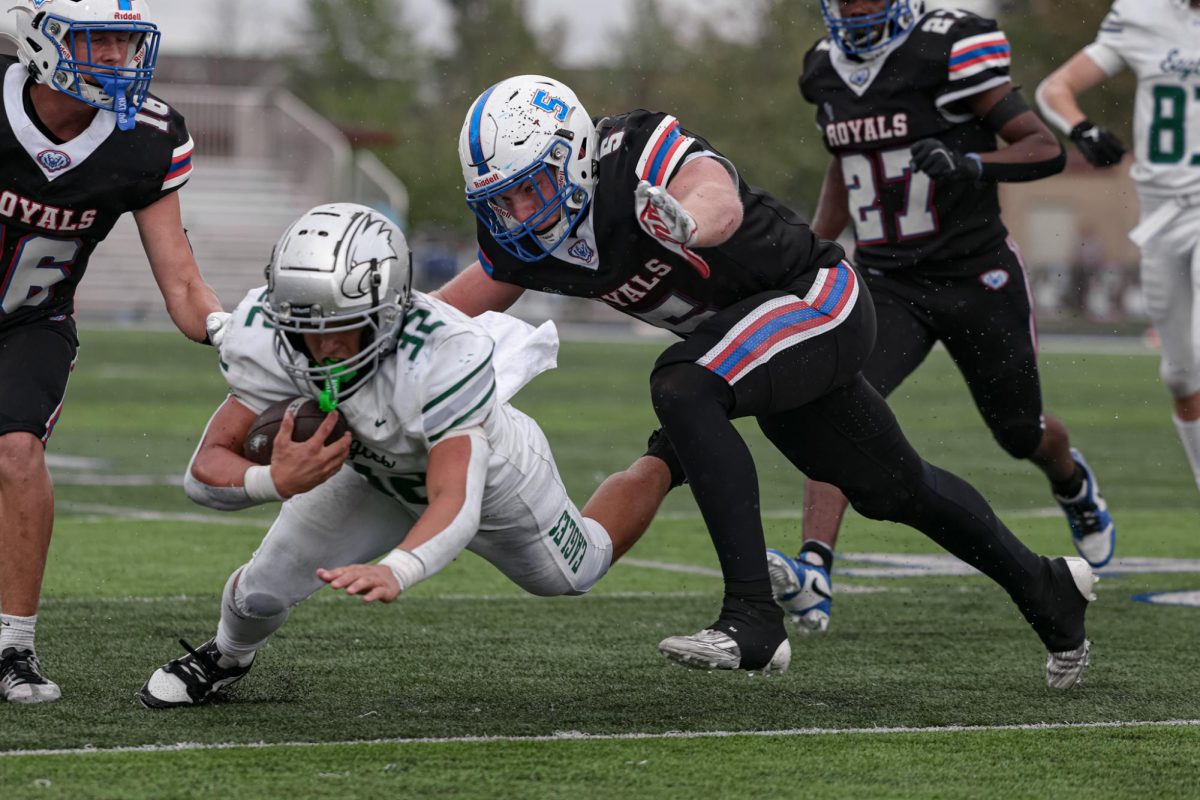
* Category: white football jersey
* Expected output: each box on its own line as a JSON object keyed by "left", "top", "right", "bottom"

{"left": 219, "top": 287, "right": 557, "bottom": 521}
{"left": 1088, "top": 0, "right": 1200, "bottom": 195}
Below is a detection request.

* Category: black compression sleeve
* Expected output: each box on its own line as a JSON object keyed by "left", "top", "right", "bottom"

{"left": 981, "top": 89, "right": 1032, "bottom": 132}
{"left": 977, "top": 146, "right": 1066, "bottom": 182}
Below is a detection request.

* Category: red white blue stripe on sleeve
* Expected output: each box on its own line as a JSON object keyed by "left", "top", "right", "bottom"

{"left": 477, "top": 247, "right": 494, "bottom": 276}
{"left": 948, "top": 32, "right": 1011, "bottom": 81}
{"left": 161, "top": 135, "right": 194, "bottom": 192}
{"left": 697, "top": 262, "right": 859, "bottom": 385}
{"left": 635, "top": 115, "right": 696, "bottom": 187}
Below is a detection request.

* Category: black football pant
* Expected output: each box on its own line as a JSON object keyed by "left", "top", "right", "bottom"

{"left": 650, "top": 270, "right": 1084, "bottom": 653}
{"left": 862, "top": 246, "right": 1045, "bottom": 459}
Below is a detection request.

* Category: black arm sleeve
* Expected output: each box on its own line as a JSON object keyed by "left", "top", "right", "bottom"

{"left": 978, "top": 145, "right": 1066, "bottom": 182}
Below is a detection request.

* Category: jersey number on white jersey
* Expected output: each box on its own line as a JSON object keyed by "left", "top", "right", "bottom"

{"left": 1149, "top": 85, "right": 1200, "bottom": 166}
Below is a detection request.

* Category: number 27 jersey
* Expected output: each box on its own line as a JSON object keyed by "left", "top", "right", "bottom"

{"left": 800, "top": 10, "right": 1013, "bottom": 275}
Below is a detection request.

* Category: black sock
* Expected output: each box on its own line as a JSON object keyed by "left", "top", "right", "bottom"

{"left": 798, "top": 540, "right": 834, "bottom": 573}
{"left": 1052, "top": 464, "right": 1085, "bottom": 500}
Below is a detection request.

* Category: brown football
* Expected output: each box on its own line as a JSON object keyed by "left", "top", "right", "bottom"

{"left": 242, "top": 397, "right": 351, "bottom": 465}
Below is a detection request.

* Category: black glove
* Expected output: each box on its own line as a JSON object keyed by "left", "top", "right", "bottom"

{"left": 909, "top": 138, "right": 982, "bottom": 183}
{"left": 1069, "top": 121, "right": 1126, "bottom": 167}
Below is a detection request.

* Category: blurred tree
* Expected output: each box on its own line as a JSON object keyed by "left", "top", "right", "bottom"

{"left": 286, "top": 0, "right": 1135, "bottom": 232}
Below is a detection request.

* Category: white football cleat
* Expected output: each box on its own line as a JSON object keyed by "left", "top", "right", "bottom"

{"left": 0, "top": 648, "right": 61, "bottom": 705}
{"left": 658, "top": 629, "right": 791, "bottom": 675}
{"left": 1045, "top": 557, "right": 1098, "bottom": 690}
{"left": 1047, "top": 640, "right": 1091, "bottom": 690}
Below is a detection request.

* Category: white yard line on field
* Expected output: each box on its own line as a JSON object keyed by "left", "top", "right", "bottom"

{"left": 4, "top": 719, "right": 1199, "bottom": 758}
{"left": 37, "top": 590, "right": 720, "bottom": 608}
{"left": 55, "top": 503, "right": 1200, "bottom": 578}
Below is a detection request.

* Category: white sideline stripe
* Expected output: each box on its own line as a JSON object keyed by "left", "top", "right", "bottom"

{"left": 5, "top": 719, "right": 1200, "bottom": 758}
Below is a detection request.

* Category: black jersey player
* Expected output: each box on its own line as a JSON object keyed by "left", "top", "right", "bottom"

{"left": 435, "top": 73, "right": 1098, "bottom": 688}
{"left": 767, "top": 0, "right": 1116, "bottom": 637}
{"left": 0, "top": 0, "right": 225, "bottom": 704}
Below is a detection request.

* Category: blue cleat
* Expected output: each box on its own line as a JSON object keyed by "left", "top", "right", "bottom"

{"left": 1054, "top": 448, "right": 1115, "bottom": 569}
{"left": 766, "top": 549, "right": 832, "bottom": 633}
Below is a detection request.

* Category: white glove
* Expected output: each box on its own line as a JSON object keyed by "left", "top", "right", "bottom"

{"left": 634, "top": 180, "right": 711, "bottom": 278}
{"left": 205, "top": 311, "right": 232, "bottom": 348}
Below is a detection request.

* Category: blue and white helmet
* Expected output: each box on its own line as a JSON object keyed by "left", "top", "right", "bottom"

{"left": 263, "top": 204, "right": 413, "bottom": 410}
{"left": 459, "top": 75, "right": 599, "bottom": 263}
{"left": 7, "top": 0, "right": 161, "bottom": 130}
{"left": 819, "top": 0, "right": 923, "bottom": 59}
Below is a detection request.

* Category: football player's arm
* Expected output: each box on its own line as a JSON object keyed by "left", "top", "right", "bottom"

{"left": 968, "top": 83, "right": 1066, "bottom": 179}
{"left": 184, "top": 396, "right": 350, "bottom": 510}
{"left": 318, "top": 431, "right": 490, "bottom": 602}
{"left": 133, "top": 192, "right": 223, "bottom": 343}
{"left": 431, "top": 260, "right": 526, "bottom": 317}
{"left": 664, "top": 156, "right": 743, "bottom": 247}
{"left": 810, "top": 158, "right": 851, "bottom": 241}
{"left": 1036, "top": 50, "right": 1128, "bottom": 167}
{"left": 911, "top": 84, "right": 1065, "bottom": 183}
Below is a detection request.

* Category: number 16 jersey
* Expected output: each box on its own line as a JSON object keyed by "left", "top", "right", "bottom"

{"left": 800, "top": 9, "right": 1013, "bottom": 276}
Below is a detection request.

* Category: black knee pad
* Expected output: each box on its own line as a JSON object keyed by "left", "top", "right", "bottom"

{"left": 239, "top": 590, "right": 288, "bottom": 619}
{"left": 649, "top": 363, "right": 732, "bottom": 419}
{"left": 992, "top": 420, "right": 1043, "bottom": 460}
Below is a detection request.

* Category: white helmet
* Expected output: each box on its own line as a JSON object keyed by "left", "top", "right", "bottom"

{"left": 459, "top": 74, "right": 598, "bottom": 263}
{"left": 263, "top": 203, "right": 413, "bottom": 411}
{"left": 7, "top": 0, "right": 161, "bottom": 130}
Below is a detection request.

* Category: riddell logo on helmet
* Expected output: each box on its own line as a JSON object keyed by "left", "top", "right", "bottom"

{"left": 113, "top": 11, "right": 142, "bottom": 19}
{"left": 472, "top": 173, "right": 501, "bottom": 189}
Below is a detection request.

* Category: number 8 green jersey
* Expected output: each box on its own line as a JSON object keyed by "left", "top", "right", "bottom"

{"left": 1088, "top": 0, "right": 1200, "bottom": 196}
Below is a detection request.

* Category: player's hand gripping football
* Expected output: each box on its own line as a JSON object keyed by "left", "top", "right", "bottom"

{"left": 1069, "top": 121, "right": 1126, "bottom": 167}
{"left": 317, "top": 564, "right": 402, "bottom": 603}
{"left": 268, "top": 409, "right": 351, "bottom": 498}
{"left": 909, "top": 138, "right": 983, "bottom": 184}
{"left": 634, "top": 180, "right": 711, "bottom": 278}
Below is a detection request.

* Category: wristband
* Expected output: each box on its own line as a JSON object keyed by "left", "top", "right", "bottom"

{"left": 379, "top": 548, "right": 426, "bottom": 591}
{"left": 243, "top": 465, "right": 283, "bottom": 503}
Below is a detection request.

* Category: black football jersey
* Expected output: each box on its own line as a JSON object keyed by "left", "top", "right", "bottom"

{"left": 477, "top": 109, "right": 844, "bottom": 336}
{"left": 800, "top": 10, "right": 1013, "bottom": 275}
{"left": 0, "top": 56, "right": 194, "bottom": 331}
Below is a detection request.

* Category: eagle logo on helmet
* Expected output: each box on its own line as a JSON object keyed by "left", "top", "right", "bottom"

{"left": 341, "top": 217, "right": 397, "bottom": 301}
